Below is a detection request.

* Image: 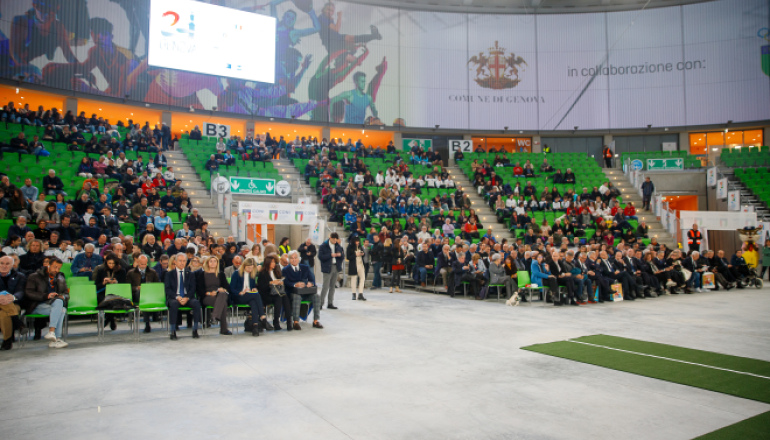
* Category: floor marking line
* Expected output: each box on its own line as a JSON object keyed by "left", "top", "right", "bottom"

{"left": 566, "top": 340, "right": 770, "bottom": 380}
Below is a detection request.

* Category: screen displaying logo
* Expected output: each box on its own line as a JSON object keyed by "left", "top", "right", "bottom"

{"left": 468, "top": 41, "right": 527, "bottom": 90}
{"left": 161, "top": 10, "right": 195, "bottom": 38}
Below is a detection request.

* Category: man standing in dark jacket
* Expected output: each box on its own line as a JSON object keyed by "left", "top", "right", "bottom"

{"left": 369, "top": 235, "right": 384, "bottom": 289}
{"left": 164, "top": 254, "right": 200, "bottom": 340}
{"left": 641, "top": 176, "right": 654, "bottom": 210}
{"left": 0, "top": 256, "right": 25, "bottom": 350}
{"left": 435, "top": 244, "right": 453, "bottom": 290}
{"left": 318, "top": 233, "right": 344, "bottom": 309}
{"left": 297, "top": 238, "right": 317, "bottom": 268}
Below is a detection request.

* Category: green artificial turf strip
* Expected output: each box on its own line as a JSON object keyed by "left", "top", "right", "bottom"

{"left": 693, "top": 411, "right": 770, "bottom": 440}
{"left": 521, "top": 341, "right": 770, "bottom": 403}
{"left": 572, "top": 335, "right": 770, "bottom": 377}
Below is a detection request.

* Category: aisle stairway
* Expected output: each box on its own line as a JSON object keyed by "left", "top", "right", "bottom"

{"left": 444, "top": 165, "right": 517, "bottom": 245}
{"left": 602, "top": 168, "right": 677, "bottom": 248}
{"left": 166, "top": 150, "right": 231, "bottom": 238}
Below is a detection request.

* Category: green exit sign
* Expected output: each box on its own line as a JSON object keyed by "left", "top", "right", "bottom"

{"left": 229, "top": 177, "right": 275, "bottom": 195}
{"left": 403, "top": 138, "right": 432, "bottom": 151}
{"left": 646, "top": 158, "right": 684, "bottom": 171}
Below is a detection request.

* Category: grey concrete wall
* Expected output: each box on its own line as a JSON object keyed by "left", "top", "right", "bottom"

{"left": 646, "top": 170, "right": 708, "bottom": 210}
{"left": 65, "top": 97, "right": 77, "bottom": 115}
{"left": 274, "top": 224, "right": 291, "bottom": 246}
{"left": 613, "top": 134, "right": 679, "bottom": 153}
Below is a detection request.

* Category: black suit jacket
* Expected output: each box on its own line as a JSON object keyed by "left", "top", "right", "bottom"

{"left": 281, "top": 264, "right": 316, "bottom": 295}
{"left": 164, "top": 268, "right": 197, "bottom": 302}
{"left": 436, "top": 252, "right": 450, "bottom": 271}
{"left": 547, "top": 259, "right": 568, "bottom": 277}
{"left": 598, "top": 259, "right": 619, "bottom": 278}
{"left": 0, "top": 269, "right": 26, "bottom": 302}
{"left": 682, "top": 257, "right": 702, "bottom": 272}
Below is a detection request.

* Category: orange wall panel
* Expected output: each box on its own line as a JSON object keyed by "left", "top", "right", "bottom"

{"left": 330, "top": 128, "right": 392, "bottom": 148}
{"left": 0, "top": 85, "right": 64, "bottom": 114}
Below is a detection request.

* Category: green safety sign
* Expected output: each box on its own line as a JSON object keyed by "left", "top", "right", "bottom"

{"left": 402, "top": 138, "right": 432, "bottom": 151}
{"left": 646, "top": 158, "right": 684, "bottom": 171}
{"left": 229, "top": 177, "right": 276, "bottom": 195}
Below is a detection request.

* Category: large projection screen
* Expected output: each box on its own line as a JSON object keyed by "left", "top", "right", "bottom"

{"left": 147, "top": 0, "right": 276, "bottom": 83}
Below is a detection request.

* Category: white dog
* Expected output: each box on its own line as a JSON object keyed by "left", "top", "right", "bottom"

{"left": 505, "top": 293, "right": 520, "bottom": 306}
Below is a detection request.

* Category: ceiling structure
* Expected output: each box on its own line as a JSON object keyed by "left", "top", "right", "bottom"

{"left": 344, "top": 0, "right": 713, "bottom": 14}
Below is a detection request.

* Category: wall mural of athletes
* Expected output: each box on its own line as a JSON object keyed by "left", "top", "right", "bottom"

{"left": 0, "top": 0, "right": 767, "bottom": 131}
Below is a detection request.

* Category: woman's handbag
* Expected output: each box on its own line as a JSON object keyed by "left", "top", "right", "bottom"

{"left": 270, "top": 284, "right": 286, "bottom": 296}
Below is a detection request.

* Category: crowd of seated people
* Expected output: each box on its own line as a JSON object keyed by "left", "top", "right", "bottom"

{"left": 0, "top": 233, "right": 327, "bottom": 350}
{"left": 198, "top": 132, "right": 397, "bottom": 172}
{"left": 0, "top": 104, "right": 202, "bottom": 256}
{"left": 2, "top": 104, "right": 176, "bottom": 154}
{"left": 467, "top": 158, "right": 647, "bottom": 244}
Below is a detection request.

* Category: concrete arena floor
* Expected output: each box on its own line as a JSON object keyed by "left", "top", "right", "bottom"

{"left": 2, "top": 286, "right": 769, "bottom": 440}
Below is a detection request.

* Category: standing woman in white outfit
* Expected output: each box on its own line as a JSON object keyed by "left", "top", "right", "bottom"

{"left": 346, "top": 239, "right": 367, "bottom": 301}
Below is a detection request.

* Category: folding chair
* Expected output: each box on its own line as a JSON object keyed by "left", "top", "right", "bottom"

{"left": 101, "top": 284, "right": 139, "bottom": 339}
{"left": 64, "top": 284, "right": 99, "bottom": 339}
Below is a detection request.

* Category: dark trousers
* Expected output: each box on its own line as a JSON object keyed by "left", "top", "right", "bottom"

{"left": 201, "top": 292, "right": 229, "bottom": 331}
{"left": 372, "top": 261, "right": 383, "bottom": 288}
{"left": 609, "top": 272, "right": 635, "bottom": 299}
{"left": 541, "top": 276, "right": 559, "bottom": 300}
{"left": 262, "top": 292, "right": 291, "bottom": 323}
{"left": 459, "top": 273, "right": 480, "bottom": 297}
{"left": 590, "top": 275, "right": 612, "bottom": 300}
{"left": 168, "top": 298, "right": 201, "bottom": 329}
{"left": 556, "top": 276, "right": 576, "bottom": 300}
{"left": 670, "top": 270, "right": 687, "bottom": 287}
{"left": 235, "top": 293, "right": 265, "bottom": 318}
{"left": 639, "top": 272, "right": 660, "bottom": 290}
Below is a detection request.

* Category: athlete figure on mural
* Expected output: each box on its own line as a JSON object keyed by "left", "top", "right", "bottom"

{"left": 108, "top": 0, "right": 151, "bottom": 55}
{"left": 309, "top": 46, "right": 369, "bottom": 121}
{"left": 318, "top": 2, "right": 382, "bottom": 55}
{"left": 43, "top": 18, "right": 146, "bottom": 97}
{"left": 11, "top": 0, "right": 78, "bottom": 66}
{"left": 0, "top": 10, "right": 41, "bottom": 81}
{"left": 329, "top": 61, "right": 387, "bottom": 124}
{"left": 265, "top": 0, "right": 321, "bottom": 55}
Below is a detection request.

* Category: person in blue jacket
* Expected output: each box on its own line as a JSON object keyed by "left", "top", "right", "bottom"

{"left": 530, "top": 253, "right": 559, "bottom": 304}
{"left": 396, "top": 200, "right": 407, "bottom": 217}
{"left": 71, "top": 243, "right": 103, "bottom": 279}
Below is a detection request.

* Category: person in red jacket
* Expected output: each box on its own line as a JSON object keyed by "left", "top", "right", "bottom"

{"left": 463, "top": 218, "right": 480, "bottom": 241}
{"left": 513, "top": 162, "right": 523, "bottom": 176}
{"left": 141, "top": 179, "right": 156, "bottom": 195}
{"left": 623, "top": 202, "right": 638, "bottom": 220}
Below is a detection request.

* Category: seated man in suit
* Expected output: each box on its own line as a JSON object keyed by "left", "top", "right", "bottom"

{"left": 127, "top": 255, "right": 160, "bottom": 333}
{"left": 597, "top": 250, "right": 634, "bottom": 300}
{"left": 414, "top": 242, "right": 434, "bottom": 287}
{"left": 452, "top": 253, "right": 478, "bottom": 298}
{"left": 281, "top": 251, "right": 323, "bottom": 330}
{"left": 224, "top": 256, "right": 242, "bottom": 278}
{"left": 164, "top": 253, "right": 201, "bottom": 340}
